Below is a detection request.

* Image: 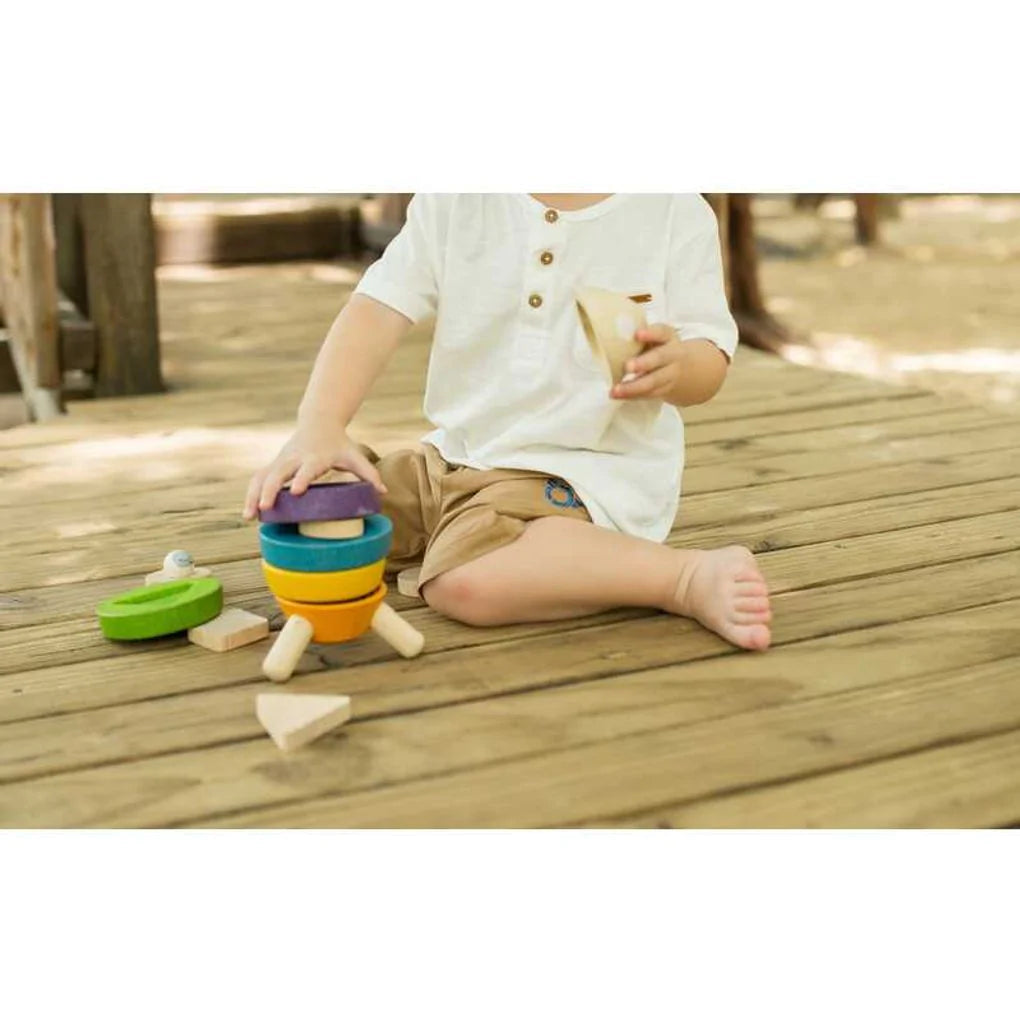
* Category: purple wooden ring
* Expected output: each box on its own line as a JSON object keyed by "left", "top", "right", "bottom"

{"left": 257, "top": 481, "right": 382, "bottom": 524}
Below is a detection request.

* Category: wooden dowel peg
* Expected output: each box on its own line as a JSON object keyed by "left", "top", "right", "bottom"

{"left": 262, "top": 614, "right": 314, "bottom": 682}
{"left": 370, "top": 602, "right": 425, "bottom": 658}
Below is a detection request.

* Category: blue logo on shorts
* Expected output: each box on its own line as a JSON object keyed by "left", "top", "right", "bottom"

{"left": 545, "top": 479, "right": 583, "bottom": 509}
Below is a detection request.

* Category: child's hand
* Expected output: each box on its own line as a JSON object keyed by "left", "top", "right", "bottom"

{"left": 610, "top": 324, "right": 683, "bottom": 401}
{"left": 242, "top": 424, "right": 387, "bottom": 520}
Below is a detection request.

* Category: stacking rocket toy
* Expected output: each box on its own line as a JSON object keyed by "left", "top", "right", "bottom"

{"left": 257, "top": 480, "right": 425, "bottom": 682}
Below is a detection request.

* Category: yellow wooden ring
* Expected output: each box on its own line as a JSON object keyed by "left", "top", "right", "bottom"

{"left": 261, "top": 558, "right": 385, "bottom": 603}
{"left": 276, "top": 584, "right": 387, "bottom": 643}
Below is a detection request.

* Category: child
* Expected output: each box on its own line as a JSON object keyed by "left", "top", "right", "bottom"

{"left": 243, "top": 194, "right": 771, "bottom": 651}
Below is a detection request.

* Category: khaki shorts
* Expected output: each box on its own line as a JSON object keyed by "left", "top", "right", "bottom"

{"left": 366, "top": 443, "right": 592, "bottom": 593}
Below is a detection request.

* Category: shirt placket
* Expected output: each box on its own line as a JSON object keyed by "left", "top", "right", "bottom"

{"left": 516, "top": 206, "right": 562, "bottom": 363}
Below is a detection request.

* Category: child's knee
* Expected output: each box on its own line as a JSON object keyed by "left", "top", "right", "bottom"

{"left": 423, "top": 565, "right": 505, "bottom": 627}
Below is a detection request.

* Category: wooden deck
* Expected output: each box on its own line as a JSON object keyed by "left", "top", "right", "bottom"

{"left": 1, "top": 260, "right": 1019, "bottom": 828}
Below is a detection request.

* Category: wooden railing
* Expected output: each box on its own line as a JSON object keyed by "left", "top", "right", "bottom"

{"left": 0, "top": 194, "right": 163, "bottom": 421}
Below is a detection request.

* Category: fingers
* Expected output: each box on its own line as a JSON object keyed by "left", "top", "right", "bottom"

{"left": 634, "top": 324, "right": 676, "bottom": 346}
{"left": 625, "top": 343, "right": 671, "bottom": 377}
{"left": 612, "top": 366, "right": 675, "bottom": 400}
{"left": 258, "top": 456, "right": 300, "bottom": 512}
{"left": 289, "top": 457, "right": 327, "bottom": 497}
{"left": 339, "top": 447, "right": 388, "bottom": 495}
{"left": 243, "top": 470, "right": 268, "bottom": 520}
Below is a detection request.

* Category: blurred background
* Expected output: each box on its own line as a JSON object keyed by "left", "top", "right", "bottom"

{"left": 2, "top": 193, "right": 1018, "bottom": 428}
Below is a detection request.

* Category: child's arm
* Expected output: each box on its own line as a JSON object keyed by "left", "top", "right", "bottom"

{"left": 242, "top": 294, "right": 412, "bottom": 519}
{"left": 613, "top": 197, "right": 737, "bottom": 408}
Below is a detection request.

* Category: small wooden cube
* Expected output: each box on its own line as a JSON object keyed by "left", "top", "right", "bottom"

{"left": 188, "top": 607, "right": 269, "bottom": 652}
{"left": 256, "top": 692, "right": 352, "bottom": 751}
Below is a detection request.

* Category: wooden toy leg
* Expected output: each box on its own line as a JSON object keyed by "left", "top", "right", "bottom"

{"left": 370, "top": 602, "right": 425, "bottom": 658}
{"left": 262, "top": 614, "right": 314, "bottom": 682}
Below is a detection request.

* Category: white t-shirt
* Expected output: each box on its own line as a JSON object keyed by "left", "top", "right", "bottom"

{"left": 354, "top": 193, "right": 738, "bottom": 542}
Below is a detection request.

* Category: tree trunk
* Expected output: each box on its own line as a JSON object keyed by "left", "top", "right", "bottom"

{"left": 80, "top": 194, "right": 163, "bottom": 397}
{"left": 853, "top": 194, "right": 881, "bottom": 246}
{"left": 723, "top": 194, "right": 793, "bottom": 353}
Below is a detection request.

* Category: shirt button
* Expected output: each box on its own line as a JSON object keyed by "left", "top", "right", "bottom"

{"left": 544, "top": 209, "right": 559, "bottom": 223}
{"left": 540, "top": 251, "right": 554, "bottom": 266}
{"left": 528, "top": 293, "right": 543, "bottom": 309}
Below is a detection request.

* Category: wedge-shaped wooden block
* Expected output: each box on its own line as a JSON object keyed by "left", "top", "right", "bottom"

{"left": 188, "top": 607, "right": 269, "bottom": 652}
{"left": 298, "top": 518, "right": 365, "bottom": 540}
{"left": 256, "top": 692, "right": 352, "bottom": 752}
{"left": 575, "top": 286, "right": 647, "bottom": 385}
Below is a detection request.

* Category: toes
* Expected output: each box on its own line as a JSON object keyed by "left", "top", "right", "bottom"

{"left": 734, "top": 609, "right": 772, "bottom": 625}
{"left": 736, "top": 581, "right": 769, "bottom": 599}
{"left": 735, "top": 596, "right": 770, "bottom": 614}
{"left": 739, "top": 623, "right": 771, "bottom": 651}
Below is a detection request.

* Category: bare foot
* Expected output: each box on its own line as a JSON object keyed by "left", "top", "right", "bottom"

{"left": 669, "top": 546, "right": 772, "bottom": 651}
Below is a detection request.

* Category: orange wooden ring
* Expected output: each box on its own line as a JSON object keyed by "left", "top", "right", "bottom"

{"left": 275, "top": 584, "right": 387, "bottom": 643}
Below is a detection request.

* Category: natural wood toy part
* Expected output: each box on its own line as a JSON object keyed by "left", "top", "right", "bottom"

{"left": 188, "top": 607, "right": 269, "bottom": 652}
{"left": 255, "top": 692, "right": 352, "bottom": 751}
{"left": 397, "top": 567, "right": 423, "bottom": 599}
{"left": 262, "top": 614, "right": 314, "bottom": 683}
{"left": 575, "top": 286, "right": 648, "bottom": 385}
{"left": 261, "top": 587, "right": 425, "bottom": 683}
{"left": 298, "top": 518, "right": 365, "bottom": 539}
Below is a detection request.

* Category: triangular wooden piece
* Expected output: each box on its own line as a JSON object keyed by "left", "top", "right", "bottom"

{"left": 575, "top": 286, "right": 647, "bottom": 385}
{"left": 255, "top": 692, "right": 352, "bottom": 752}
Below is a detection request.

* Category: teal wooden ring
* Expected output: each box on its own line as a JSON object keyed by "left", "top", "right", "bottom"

{"left": 258, "top": 514, "right": 393, "bottom": 572}
{"left": 97, "top": 577, "right": 223, "bottom": 640}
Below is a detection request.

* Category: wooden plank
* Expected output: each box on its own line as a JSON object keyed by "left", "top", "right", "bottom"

{"left": 0, "top": 387, "right": 958, "bottom": 455}
{"left": 2, "top": 499, "right": 1017, "bottom": 677}
{"left": 674, "top": 474, "right": 1020, "bottom": 554}
{"left": 208, "top": 655, "right": 1020, "bottom": 830}
{"left": 80, "top": 194, "right": 163, "bottom": 397}
{"left": 0, "top": 194, "right": 62, "bottom": 419}
{"left": 678, "top": 445, "right": 1019, "bottom": 531}
{"left": 0, "top": 394, "right": 1013, "bottom": 524}
{"left": 154, "top": 197, "right": 360, "bottom": 265}
{"left": 686, "top": 391, "right": 968, "bottom": 444}
{"left": 1, "top": 585, "right": 1018, "bottom": 787}
{"left": 610, "top": 721, "right": 1020, "bottom": 829}
{"left": 1, "top": 598, "right": 1017, "bottom": 827}
{"left": 3, "top": 546, "right": 1019, "bottom": 738}
{"left": 3, "top": 472, "right": 1017, "bottom": 636}
{"left": 3, "top": 434, "right": 1017, "bottom": 591}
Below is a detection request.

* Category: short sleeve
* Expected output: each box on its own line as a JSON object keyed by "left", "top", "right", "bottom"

{"left": 354, "top": 194, "right": 443, "bottom": 323}
{"left": 665, "top": 197, "right": 739, "bottom": 360}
